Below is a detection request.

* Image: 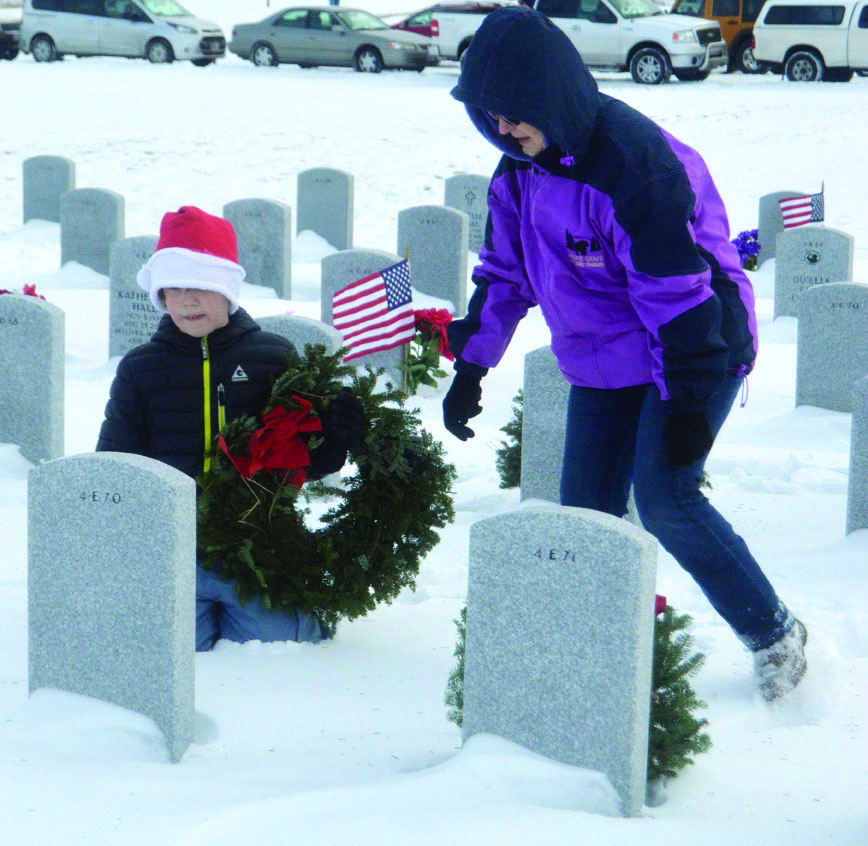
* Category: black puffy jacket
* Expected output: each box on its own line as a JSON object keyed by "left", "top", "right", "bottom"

{"left": 96, "top": 309, "right": 342, "bottom": 479}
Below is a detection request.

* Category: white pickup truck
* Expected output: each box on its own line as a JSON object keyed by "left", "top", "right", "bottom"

{"left": 752, "top": 0, "right": 868, "bottom": 81}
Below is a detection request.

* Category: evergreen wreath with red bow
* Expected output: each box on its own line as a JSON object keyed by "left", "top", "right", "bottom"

{"left": 196, "top": 345, "right": 457, "bottom": 632}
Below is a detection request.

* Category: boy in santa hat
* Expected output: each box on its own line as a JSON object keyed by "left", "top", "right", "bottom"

{"left": 97, "top": 206, "right": 363, "bottom": 650}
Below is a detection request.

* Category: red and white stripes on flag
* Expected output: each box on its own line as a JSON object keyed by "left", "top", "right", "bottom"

{"left": 332, "top": 259, "right": 415, "bottom": 362}
{"left": 778, "top": 190, "right": 825, "bottom": 229}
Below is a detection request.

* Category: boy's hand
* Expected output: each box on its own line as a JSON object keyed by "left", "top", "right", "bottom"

{"left": 322, "top": 387, "right": 364, "bottom": 452}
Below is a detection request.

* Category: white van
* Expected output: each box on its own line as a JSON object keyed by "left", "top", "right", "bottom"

{"left": 752, "top": 0, "right": 868, "bottom": 80}
{"left": 19, "top": 0, "right": 225, "bottom": 64}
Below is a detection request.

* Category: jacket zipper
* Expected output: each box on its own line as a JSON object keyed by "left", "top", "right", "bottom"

{"left": 202, "top": 337, "right": 212, "bottom": 473}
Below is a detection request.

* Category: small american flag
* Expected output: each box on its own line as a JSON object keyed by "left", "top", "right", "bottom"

{"left": 332, "top": 259, "right": 415, "bottom": 362}
{"left": 778, "top": 189, "right": 824, "bottom": 230}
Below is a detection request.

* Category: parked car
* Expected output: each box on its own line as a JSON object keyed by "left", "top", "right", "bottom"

{"left": 752, "top": 0, "right": 868, "bottom": 80}
{"left": 390, "top": 2, "right": 503, "bottom": 60}
{"left": 229, "top": 6, "right": 439, "bottom": 72}
{"left": 0, "top": 3, "right": 21, "bottom": 59}
{"left": 533, "top": 0, "right": 727, "bottom": 83}
{"left": 19, "top": 0, "right": 225, "bottom": 63}
{"left": 670, "top": 0, "right": 769, "bottom": 72}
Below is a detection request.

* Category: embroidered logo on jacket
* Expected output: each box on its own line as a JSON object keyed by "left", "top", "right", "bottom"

{"left": 231, "top": 365, "right": 249, "bottom": 382}
{"left": 566, "top": 230, "right": 604, "bottom": 269}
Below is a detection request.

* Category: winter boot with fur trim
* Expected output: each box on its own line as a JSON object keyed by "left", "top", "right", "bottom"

{"left": 753, "top": 619, "right": 808, "bottom": 702}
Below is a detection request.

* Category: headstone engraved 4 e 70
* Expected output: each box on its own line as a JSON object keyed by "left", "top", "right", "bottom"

{"left": 847, "top": 376, "right": 868, "bottom": 534}
{"left": 463, "top": 505, "right": 657, "bottom": 817}
{"left": 223, "top": 198, "right": 292, "bottom": 299}
{"left": 297, "top": 167, "right": 354, "bottom": 251}
{"left": 109, "top": 236, "right": 160, "bottom": 358}
{"left": 756, "top": 189, "right": 805, "bottom": 268}
{"left": 60, "top": 188, "right": 125, "bottom": 275}
{"left": 444, "top": 174, "right": 489, "bottom": 254}
{"left": 397, "top": 205, "right": 469, "bottom": 316}
{"left": 774, "top": 227, "right": 854, "bottom": 319}
{"left": 796, "top": 282, "right": 868, "bottom": 413}
{"left": 257, "top": 314, "right": 344, "bottom": 356}
{"left": 22, "top": 155, "right": 76, "bottom": 224}
{"left": 0, "top": 295, "right": 64, "bottom": 464}
{"left": 28, "top": 453, "right": 196, "bottom": 763}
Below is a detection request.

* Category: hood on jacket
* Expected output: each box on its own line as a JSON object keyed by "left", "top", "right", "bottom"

{"left": 451, "top": 7, "right": 600, "bottom": 162}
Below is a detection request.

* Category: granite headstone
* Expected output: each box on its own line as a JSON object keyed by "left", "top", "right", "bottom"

{"left": 28, "top": 452, "right": 196, "bottom": 763}
{"left": 774, "top": 227, "right": 854, "bottom": 319}
{"left": 757, "top": 189, "right": 805, "bottom": 268}
{"left": 796, "top": 282, "right": 868, "bottom": 412}
{"left": 444, "top": 173, "right": 489, "bottom": 253}
{"left": 397, "top": 205, "right": 468, "bottom": 316}
{"left": 0, "top": 295, "right": 64, "bottom": 464}
{"left": 22, "top": 155, "right": 75, "bottom": 224}
{"left": 60, "top": 188, "right": 125, "bottom": 275}
{"left": 297, "top": 167, "right": 354, "bottom": 251}
{"left": 257, "top": 314, "right": 344, "bottom": 356}
{"left": 109, "top": 235, "right": 160, "bottom": 358}
{"left": 223, "top": 198, "right": 292, "bottom": 298}
{"left": 846, "top": 376, "right": 868, "bottom": 534}
{"left": 463, "top": 504, "right": 657, "bottom": 816}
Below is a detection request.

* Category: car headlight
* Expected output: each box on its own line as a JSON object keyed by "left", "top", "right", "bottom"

{"left": 672, "top": 29, "right": 698, "bottom": 43}
{"left": 169, "top": 23, "right": 197, "bottom": 34}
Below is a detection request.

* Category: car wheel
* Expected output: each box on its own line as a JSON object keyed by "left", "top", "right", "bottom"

{"left": 146, "top": 38, "right": 174, "bottom": 64}
{"left": 31, "top": 35, "right": 57, "bottom": 63}
{"left": 251, "top": 41, "right": 277, "bottom": 67}
{"left": 191, "top": 58, "right": 214, "bottom": 67}
{"left": 672, "top": 68, "right": 710, "bottom": 82}
{"left": 734, "top": 39, "right": 767, "bottom": 74}
{"left": 784, "top": 50, "right": 823, "bottom": 81}
{"left": 456, "top": 37, "right": 472, "bottom": 62}
{"left": 630, "top": 47, "right": 671, "bottom": 85}
{"left": 822, "top": 67, "right": 853, "bottom": 82}
{"left": 354, "top": 47, "right": 383, "bottom": 73}
{"left": 1, "top": 47, "right": 19, "bottom": 60}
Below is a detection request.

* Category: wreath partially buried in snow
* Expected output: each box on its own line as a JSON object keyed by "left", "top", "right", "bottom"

{"left": 195, "top": 345, "right": 457, "bottom": 632}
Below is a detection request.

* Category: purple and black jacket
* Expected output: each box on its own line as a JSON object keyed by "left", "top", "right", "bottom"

{"left": 446, "top": 7, "right": 757, "bottom": 412}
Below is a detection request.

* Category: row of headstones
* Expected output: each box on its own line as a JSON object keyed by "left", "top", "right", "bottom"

{"left": 28, "top": 446, "right": 656, "bottom": 815}
{"left": 520, "top": 345, "right": 868, "bottom": 535}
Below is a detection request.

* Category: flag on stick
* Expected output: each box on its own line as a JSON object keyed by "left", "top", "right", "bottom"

{"left": 332, "top": 259, "right": 415, "bottom": 362}
{"left": 778, "top": 188, "right": 824, "bottom": 229}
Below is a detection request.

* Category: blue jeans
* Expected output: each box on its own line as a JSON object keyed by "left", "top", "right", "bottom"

{"left": 559, "top": 376, "right": 793, "bottom": 650}
{"left": 196, "top": 565, "right": 328, "bottom": 652}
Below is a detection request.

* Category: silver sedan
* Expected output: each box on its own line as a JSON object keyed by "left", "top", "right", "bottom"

{"left": 229, "top": 6, "right": 439, "bottom": 72}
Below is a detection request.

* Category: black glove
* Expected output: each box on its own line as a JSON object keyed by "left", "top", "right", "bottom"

{"left": 309, "top": 388, "right": 364, "bottom": 476}
{"left": 443, "top": 374, "right": 483, "bottom": 441}
{"left": 664, "top": 412, "right": 714, "bottom": 469}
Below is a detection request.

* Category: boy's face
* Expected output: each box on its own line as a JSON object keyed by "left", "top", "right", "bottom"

{"left": 163, "top": 288, "right": 230, "bottom": 338}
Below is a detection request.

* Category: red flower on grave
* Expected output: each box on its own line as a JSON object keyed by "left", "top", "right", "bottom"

{"left": 22, "top": 284, "right": 46, "bottom": 300}
{"left": 218, "top": 396, "right": 322, "bottom": 486}
{"left": 414, "top": 308, "right": 454, "bottom": 361}
{"left": 655, "top": 594, "right": 667, "bottom": 616}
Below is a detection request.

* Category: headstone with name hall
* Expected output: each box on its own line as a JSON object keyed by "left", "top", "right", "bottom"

{"left": 109, "top": 235, "right": 161, "bottom": 358}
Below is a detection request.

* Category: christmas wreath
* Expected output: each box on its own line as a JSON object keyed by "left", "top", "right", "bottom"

{"left": 196, "top": 345, "right": 457, "bottom": 632}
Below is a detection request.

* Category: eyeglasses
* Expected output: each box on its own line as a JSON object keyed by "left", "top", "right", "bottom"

{"left": 485, "top": 110, "right": 522, "bottom": 127}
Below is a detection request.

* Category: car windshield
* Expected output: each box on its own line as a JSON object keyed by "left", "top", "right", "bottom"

{"left": 140, "top": 0, "right": 191, "bottom": 17}
{"left": 335, "top": 9, "right": 390, "bottom": 30}
{"left": 607, "top": 0, "right": 663, "bottom": 17}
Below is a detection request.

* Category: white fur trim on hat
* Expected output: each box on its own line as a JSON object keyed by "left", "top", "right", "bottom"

{"left": 137, "top": 247, "right": 246, "bottom": 314}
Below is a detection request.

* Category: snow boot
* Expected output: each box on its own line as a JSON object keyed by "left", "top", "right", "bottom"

{"left": 753, "top": 619, "right": 808, "bottom": 702}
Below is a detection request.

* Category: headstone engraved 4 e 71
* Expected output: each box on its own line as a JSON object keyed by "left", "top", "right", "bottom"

{"left": 28, "top": 453, "right": 196, "bottom": 763}
{"left": 847, "top": 376, "right": 868, "bottom": 534}
{"left": 397, "top": 205, "right": 469, "bottom": 317}
{"left": 756, "top": 189, "right": 805, "bottom": 268}
{"left": 463, "top": 505, "right": 657, "bottom": 817}
{"left": 297, "top": 167, "right": 354, "bottom": 251}
{"left": 774, "top": 227, "right": 854, "bottom": 319}
{"left": 257, "top": 314, "right": 345, "bottom": 357}
{"left": 223, "top": 198, "right": 292, "bottom": 299}
{"left": 109, "top": 236, "right": 160, "bottom": 358}
{"left": 22, "top": 155, "right": 76, "bottom": 224}
{"left": 444, "top": 173, "right": 489, "bottom": 254}
{"left": 60, "top": 188, "right": 125, "bottom": 275}
{"left": 321, "top": 249, "right": 406, "bottom": 383}
{"left": 796, "top": 282, "right": 868, "bottom": 413}
{"left": 0, "top": 295, "right": 64, "bottom": 463}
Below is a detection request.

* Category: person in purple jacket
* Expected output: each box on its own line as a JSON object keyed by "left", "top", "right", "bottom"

{"left": 442, "top": 6, "right": 807, "bottom": 701}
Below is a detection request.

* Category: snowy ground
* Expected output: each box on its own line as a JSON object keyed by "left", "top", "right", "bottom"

{"left": 1, "top": 2, "right": 868, "bottom": 842}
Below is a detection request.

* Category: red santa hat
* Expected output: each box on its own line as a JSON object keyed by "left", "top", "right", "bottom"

{"left": 137, "top": 206, "right": 245, "bottom": 314}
